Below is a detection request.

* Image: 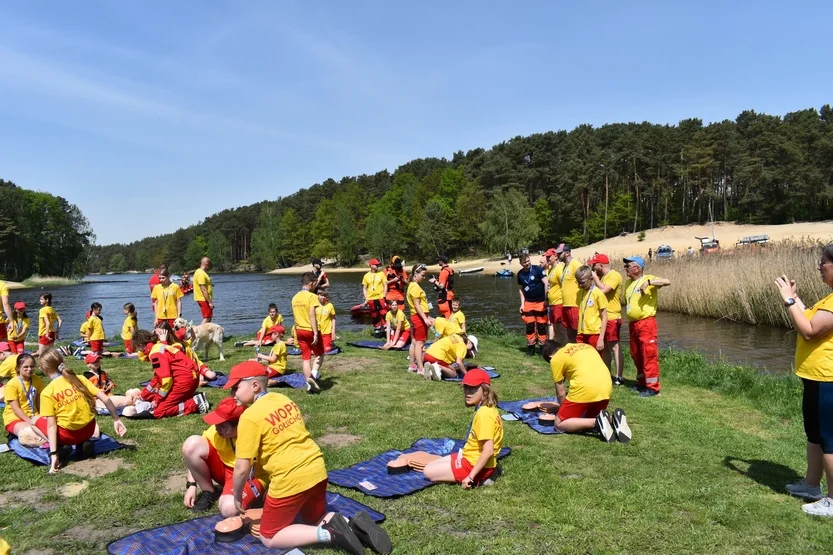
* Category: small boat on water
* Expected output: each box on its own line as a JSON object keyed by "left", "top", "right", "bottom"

{"left": 459, "top": 267, "right": 484, "bottom": 274}
{"left": 495, "top": 269, "right": 514, "bottom": 278}
{"left": 351, "top": 303, "right": 371, "bottom": 317}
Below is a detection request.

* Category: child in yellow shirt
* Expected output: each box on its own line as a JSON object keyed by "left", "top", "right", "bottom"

{"left": 450, "top": 298, "right": 466, "bottom": 334}
{"left": 316, "top": 289, "right": 336, "bottom": 352}
{"left": 7, "top": 302, "right": 30, "bottom": 355}
{"left": 253, "top": 325, "right": 288, "bottom": 386}
{"left": 37, "top": 293, "right": 62, "bottom": 356}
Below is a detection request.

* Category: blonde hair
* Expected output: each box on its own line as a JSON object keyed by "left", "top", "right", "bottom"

{"left": 575, "top": 265, "right": 593, "bottom": 283}
{"left": 39, "top": 348, "right": 96, "bottom": 411}
{"left": 479, "top": 383, "right": 499, "bottom": 408}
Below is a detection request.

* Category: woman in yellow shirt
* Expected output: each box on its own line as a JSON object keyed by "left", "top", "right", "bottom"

{"left": 3, "top": 354, "right": 47, "bottom": 443}
{"left": 407, "top": 264, "right": 435, "bottom": 374}
{"left": 122, "top": 303, "right": 138, "bottom": 354}
{"left": 776, "top": 245, "right": 833, "bottom": 516}
{"left": 7, "top": 302, "right": 30, "bottom": 355}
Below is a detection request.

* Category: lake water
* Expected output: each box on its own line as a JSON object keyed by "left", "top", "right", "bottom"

{"left": 10, "top": 272, "right": 797, "bottom": 372}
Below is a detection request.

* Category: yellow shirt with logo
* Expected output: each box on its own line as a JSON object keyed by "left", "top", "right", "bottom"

{"left": 316, "top": 302, "right": 336, "bottom": 335}
{"left": 601, "top": 270, "right": 623, "bottom": 320}
{"left": 559, "top": 259, "right": 582, "bottom": 308}
{"left": 261, "top": 314, "right": 284, "bottom": 333}
{"left": 236, "top": 392, "right": 328, "bottom": 498}
{"left": 425, "top": 334, "right": 467, "bottom": 364}
{"left": 461, "top": 405, "right": 503, "bottom": 468}
{"left": 433, "top": 317, "right": 463, "bottom": 338}
{"left": 547, "top": 263, "right": 564, "bottom": 305}
{"left": 362, "top": 271, "right": 386, "bottom": 300}
{"left": 38, "top": 306, "right": 59, "bottom": 337}
{"left": 407, "top": 282, "right": 429, "bottom": 316}
{"left": 7, "top": 316, "right": 29, "bottom": 342}
{"left": 3, "top": 375, "right": 44, "bottom": 427}
{"left": 577, "top": 286, "right": 608, "bottom": 335}
{"left": 386, "top": 309, "right": 411, "bottom": 331}
{"left": 268, "top": 341, "right": 287, "bottom": 376}
{"left": 122, "top": 316, "right": 137, "bottom": 341}
{"left": 152, "top": 283, "right": 184, "bottom": 320}
{"left": 795, "top": 292, "right": 833, "bottom": 382}
{"left": 291, "top": 290, "right": 320, "bottom": 331}
{"left": 83, "top": 315, "right": 105, "bottom": 341}
{"left": 450, "top": 310, "right": 466, "bottom": 330}
{"left": 40, "top": 374, "right": 100, "bottom": 430}
{"left": 625, "top": 274, "right": 659, "bottom": 321}
{"left": 549, "top": 343, "right": 612, "bottom": 403}
{"left": 0, "top": 354, "right": 19, "bottom": 379}
{"left": 192, "top": 268, "right": 213, "bottom": 302}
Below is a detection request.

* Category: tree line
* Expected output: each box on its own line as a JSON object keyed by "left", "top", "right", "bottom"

{"left": 88, "top": 105, "right": 833, "bottom": 273}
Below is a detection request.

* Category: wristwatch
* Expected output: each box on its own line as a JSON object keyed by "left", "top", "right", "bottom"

{"left": 784, "top": 298, "right": 796, "bottom": 308}
{"left": 186, "top": 481, "right": 197, "bottom": 490}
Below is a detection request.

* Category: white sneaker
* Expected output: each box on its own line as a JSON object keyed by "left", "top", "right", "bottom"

{"left": 422, "top": 362, "right": 433, "bottom": 380}
{"left": 194, "top": 392, "right": 210, "bottom": 414}
{"left": 802, "top": 496, "right": 833, "bottom": 517}
{"left": 311, "top": 369, "right": 321, "bottom": 380}
{"left": 430, "top": 363, "right": 442, "bottom": 381}
{"left": 407, "top": 365, "right": 418, "bottom": 373}
{"left": 787, "top": 479, "right": 824, "bottom": 501}
{"left": 612, "top": 408, "right": 632, "bottom": 444}
{"left": 306, "top": 377, "right": 320, "bottom": 394}
{"left": 596, "top": 410, "right": 616, "bottom": 443}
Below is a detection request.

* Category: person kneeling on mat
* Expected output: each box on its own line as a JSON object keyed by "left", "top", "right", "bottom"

{"left": 251, "top": 325, "right": 288, "bottom": 387}
{"left": 423, "top": 369, "right": 504, "bottom": 488}
{"left": 540, "top": 340, "right": 631, "bottom": 443}
{"left": 182, "top": 397, "right": 267, "bottom": 516}
{"left": 422, "top": 334, "right": 479, "bottom": 381}
{"left": 228, "top": 362, "right": 392, "bottom": 555}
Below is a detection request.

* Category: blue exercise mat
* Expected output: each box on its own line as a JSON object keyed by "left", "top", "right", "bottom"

{"left": 287, "top": 347, "right": 342, "bottom": 356}
{"left": 202, "top": 372, "right": 229, "bottom": 388}
{"left": 202, "top": 372, "right": 306, "bottom": 390}
{"left": 347, "top": 339, "right": 407, "bottom": 350}
{"left": 106, "top": 491, "right": 384, "bottom": 555}
{"left": 70, "top": 338, "right": 117, "bottom": 347}
{"left": 498, "top": 397, "right": 564, "bottom": 435}
{"left": 328, "top": 437, "right": 511, "bottom": 498}
{"left": 442, "top": 366, "right": 500, "bottom": 382}
{"left": 9, "top": 434, "right": 123, "bottom": 465}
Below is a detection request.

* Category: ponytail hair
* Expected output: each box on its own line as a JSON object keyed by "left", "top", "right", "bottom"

{"left": 479, "top": 383, "right": 499, "bottom": 408}
{"left": 124, "top": 302, "right": 138, "bottom": 324}
{"left": 409, "top": 264, "right": 427, "bottom": 283}
{"left": 39, "top": 348, "right": 96, "bottom": 410}
{"left": 41, "top": 293, "right": 53, "bottom": 306}
{"left": 132, "top": 329, "right": 157, "bottom": 349}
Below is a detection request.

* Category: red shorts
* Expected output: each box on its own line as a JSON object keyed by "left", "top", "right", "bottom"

{"left": 198, "top": 301, "right": 213, "bottom": 319}
{"left": 576, "top": 333, "right": 600, "bottom": 347}
{"left": 450, "top": 452, "right": 496, "bottom": 485}
{"left": 255, "top": 331, "right": 275, "bottom": 345}
{"left": 39, "top": 332, "right": 56, "bottom": 346}
{"left": 124, "top": 340, "right": 136, "bottom": 354}
{"left": 423, "top": 353, "right": 450, "bottom": 368}
{"left": 206, "top": 442, "right": 265, "bottom": 506}
{"left": 155, "top": 319, "right": 176, "bottom": 328}
{"left": 549, "top": 304, "right": 563, "bottom": 325}
{"left": 8, "top": 341, "right": 25, "bottom": 354}
{"left": 561, "top": 306, "right": 579, "bottom": 331}
{"left": 260, "top": 479, "right": 328, "bottom": 540}
{"left": 5, "top": 419, "right": 24, "bottom": 435}
{"left": 557, "top": 398, "right": 609, "bottom": 421}
{"left": 36, "top": 418, "right": 96, "bottom": 446}
{"left": 296, "top": 329, "right": 324, "bottom": 361}
{"left": 392, "top": 328, "right": 411, "bottom": 344}
{"left": 604, "top": 319, "right": 622, "bottom": 342}
{"left": 410, "top": 315, "right": 428, "bottom": 342}
{"left": 89, "top": 340, "right": 104, "bottom": 354}
{"left": 321, "top": 333, "right": 333, "bottom": 352}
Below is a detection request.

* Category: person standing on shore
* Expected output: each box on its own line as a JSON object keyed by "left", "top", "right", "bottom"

{"left": 556, "top": 244, "right": 581, "bottom": 343}
{"left": 407, "top": 264, "right": 435, "bottom": 374}
{"left": 312, "top": 259, "right": 329, "bottom": 293}
{"left": 193, "top": 257, "right": 214, "bottom": 324}
{"left": 149, "top": 263, "right": 168, "bottom": 313}
{"left": 385, "top": 256, "right": 408, "bottom": 306}
{"left": 776, "top": 244, "right": 833, "bottom": 517}
{"left": 545, "top": 248, "right": 563, "bottom": 340}
{"left": 362, "top": 259, "right": 388, "bottom": 333}
{"left": 430, "top": 256, "right": 455, "bottom": 318}
{"left": 589, "top": 254, "right": 624, "bottom": 385}
{"left": 623, "top": 256, "right": 670, "bottom": 397}
{"left": 517, "top": 254, "right": 549, "bottom": 356}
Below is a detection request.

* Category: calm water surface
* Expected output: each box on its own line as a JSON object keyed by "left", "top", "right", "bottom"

{"left": 11, "top": 272, "right": 797, "bottom": 372}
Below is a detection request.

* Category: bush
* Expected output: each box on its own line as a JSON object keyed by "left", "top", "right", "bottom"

{"left": 638, "top": 230, "right": 646, "bottom": 242}
{"left": 468, "top": 316, "right": 511, "bottom": 337}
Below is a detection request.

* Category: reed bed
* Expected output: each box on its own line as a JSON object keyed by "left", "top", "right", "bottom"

{"left": 21, "top": 274, "right": 80, "bottom": 287}
{"left": 649, "top": 238, "right": 831, "bottom": 328}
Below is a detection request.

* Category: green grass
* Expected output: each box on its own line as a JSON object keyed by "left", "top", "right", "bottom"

{"left": 21, "top": 274, "right": 81, "bottom": 287}
{"left": 0, "top": 331, "right": 829, "bottom": 554}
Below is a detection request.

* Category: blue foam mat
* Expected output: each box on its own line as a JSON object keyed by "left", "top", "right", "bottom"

{"left": 347, "top": 339, "right": 407, "bottom": 350}
{"left": 107, "top": 492, "right": 384, "bottom": 555}
{"left": 70, "top": 338, "right": 118, "bottom": 347}
{"left": 287, "top": 347, "right": 342, "bottom": 356}
{"left": 443, "top": 367, "right": 500, "bottom": 382}
{"left": 328, "top": 437, "right": 511, "bottom": 498}
{"left": 202, "top": 372, "right": 306, "bottom": 389}
{"left": 9, "top": 434, "right": 123, "bottom": 465}
{"left": 499, "top": 397, "right": 564, "bottom": 435}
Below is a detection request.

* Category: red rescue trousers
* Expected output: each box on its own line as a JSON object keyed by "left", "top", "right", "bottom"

{"left": 153, "top": 377, "right": 200, "bottom": 418}
{"left": 629, "top": 316, "right": 660, "bottom": 392}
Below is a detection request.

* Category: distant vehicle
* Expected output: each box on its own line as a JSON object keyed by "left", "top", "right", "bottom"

{"left": 656, "top": 245, "right": 674, "bottom": 259}
{"left": 695, "top": 236, "right": 721, "bottom": 254}
{"left": 737, "top": 235, "right": 769, "bottom": 247}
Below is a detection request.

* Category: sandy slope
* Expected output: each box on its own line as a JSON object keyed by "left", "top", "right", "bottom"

{"left": 269, "top": 221, "right": 833, "bottom": 275}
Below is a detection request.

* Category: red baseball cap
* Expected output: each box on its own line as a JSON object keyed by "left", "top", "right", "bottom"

{"left": 13, "top": 302, "right": 25, "bottom": 311}
{"left": 545, "top": 248, "right": 558, "bottom": 257}
{"left": 0, "top": 342, "right": 10, "bottom": 352}
{"left": 462, "top": 368, "right": 491, "bottom": 387}
{"left": 203, "top": 397, "right": 246, "bottom": 426}
{"left": 268, "top": 325, "right": 285, "bottom": 335}
{"left": 223, "top": 361, "right": 267, "bottom": 390}
{"left": 84, "top": 353, "right": 102, "bottom": 364}
{"left": 369, "top": 258, "right": 381, "bottom": 267}
{"left": 588, "top": 254, "right": 610, "bottom": 265}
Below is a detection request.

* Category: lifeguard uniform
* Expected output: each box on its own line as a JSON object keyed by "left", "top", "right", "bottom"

{"left": 433, "top": 317, "right": 463, "bottom": 338}
{"left": 291, "top": 290, "right": 322, "bottom": 360}
{"left": 82, "top": 315, "right": 105, "bottom": 354}
{"left": 316, "top": 302, "right": 336, "bottom": 352}
{"left": 385, "top": 266, "right": 408, "bottom": 304}
{"left": 450, "top": 309, "right": 466, "bottom": 332}
{"left": 151, "top": 282, "right": 183, "bottom": 327}
{"left": 407, "top": 282, "right": 430, "bottom": 341}
{"left": 558, "top": 258, "right": 582, "bottom": 332}
{"left": 38, "top": 306, "right": 59, "bottom": 347}
{"left": 547, "top": 261, "right": 564, "bottom": 325}
{"left": 625, "top": 275, "right": 662, "bottom": 393}
{"left": 201, "top": 424, "right": 266, "bottom": 508}
{"left": 385, "top": 309, "right": 411, "bottom": 344}
{"left": 193, "top": 268, "right": 213, "bottom": 319}
{"left": 549, "top": 343, "right": 612, "bottom": 420}
{"left": 267, "top": 341, "right": 287, "bottom": 378}
{"left": 122, "top": 315, "right": 137, "bottom": 354}
{"left": 4, "top": 374, "right": 44, "bottom": 434}
{"left": 436, "top": 265, "right": 455, "bottom": 318}
{"left": 37, "top": 374, "right": 100, "bottom": 445}
{"left": 517, "top": 264, "right": 548, "bottom": 346}
{"left": 140, "top": 343, "right": 200, "bottom": 418}
{"left": 7, "top": 316, "right": 29, "bottom": 354}
{"left": 423, "top": 334, "right": 467, "bottom": 371}
{"left": 576, "top": 286, "right": 608, "bottom": 346}
{"left": 236, "top": 392, "right": 329, "bottom": 540}
{"left": 601, "top": 270, "right": 623, "bottom": 343}
{"left": 84, "top": 369, "right": 116, "bottom": 396}
{"left": 362, "top": 270, "right": 387, "bottom": 328}
{"left": 257, "top": 314, "right": 284, "bottom": 344}
{"left": 452, "top": 404, "right": 503, "bottom": 485}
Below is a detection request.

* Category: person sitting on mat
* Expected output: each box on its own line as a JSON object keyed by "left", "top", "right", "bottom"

{"left": 182, "top": 397, "right": 267, "bottom": 516}
{"left": 316, "top": 289, "right": 336, "bottom": 352}
{"left": 7, "top": 302, "right": 30, "bottom": 355}
{"left": 83, "top": 353, "right": 140, "bottom": 410}
{"left": 252, "top": 325, "right": 288, "bottom": 386}
{"left": 238, "top": 303, "right": 284, "bottom": 348}
{"left": 37, "top": 348, "right": 127, "bottom": 473}
{"left": 432, "top": 315, "right": 464, "bottom": 339}
{"left": 450, "top": 298, "right": 466, "bottom": 335}
{"left": 540, "top": 340, "right": 630, "bottom": 442}
{"left": 80, "top": 303, "right": 106, "bottom": 355}
{"left": 424, "top": 368, "right": 504, "bottom": 488}
{"left": 422, "top": 334, "right": 479, "bottom": 381}
{"left": 228, "top": 362, "right": 391, "bottom": 554}
{"left": 381, "top": 299, "right": 411, "bottom": 350}
{"left": 3, "top": 353, "right": 48, "bottom": 444}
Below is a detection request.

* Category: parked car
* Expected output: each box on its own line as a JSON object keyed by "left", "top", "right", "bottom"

{"left": 656, "top": 245, "right": 674, "bottom": 259}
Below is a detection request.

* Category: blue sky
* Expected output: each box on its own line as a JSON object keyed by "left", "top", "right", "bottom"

{"left": 1, "top": 1, "right": 830, "bottom": 245}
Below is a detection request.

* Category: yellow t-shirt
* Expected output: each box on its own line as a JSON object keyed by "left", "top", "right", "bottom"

{"left": 461, "top": 405, "right": 503, "bottom": 468}
{"left": 7, "top": 316, "right": 29, "bottom": 342}
{"left": 625, "top": 274, "right": 659, "bottom": 321}
{"left": 433, "top": 317, "right": 463, "bottom": 338}
{"left": 450, "top": 310, "right": 466, "bottom": 330}
{"left": 122, "top": 316, "right": 137, "bottom": 341}
{"left": 550, "top": 343, "right": 612, "bottom": 403}
{"left": 236, "top": 392, "right": 328, "bottom": 498}
{"left": 316, "top": 302, "right": 336, "bottom": 335}
{"left": 84, "top": 316, "right": 105, "bottom": 341}
{"left": 40, "top": 374, "right": 100, "bottom": 430}
{"left": 425, "top": 334, "right": 467, "bottom": 365}
{"left": 362, "top": 271, "right": 386, "bottom": 300}
{"left": 386, "top": 309, "right": 411, "bottom": 331}
{"left": 407, "top": 282, "right": 429, "bottom": 316}
{"left": 291, "top": 290, "right": 320, "bottom": 331}
{"left": 0, "top": 281, "right": 8, "bottom": 324}
{"left": 559, "top": 259, "right": 582, "bottom": 308}
{"left": 38, "top": 306, "right": 59, "bottom": 337}
{"left": 601, "top": 270, "right": 623, "bottom": 320}
{"left": 547, "top": 263, "right": 564, "bottom": 305}
{"left": 151, "top": 283, "right": 184, "bottom": 320}
{"left": 795, "top": 292, "right": 833, "bottom": 381}
{"left": 193, "top": 268, "right": 213, "bottom": 302}
{"left": 268, "top": 341, "right": 287, "bottom": 376}
{"left": 3, "top": 374, "right": 44, "bottom": 427}
{"left": 203, "top": 425, "right": 236, "bottom": 467}
{"left": 0, "top": 354, "right": 19, "bottom": 379}
{"left": 577, "top": 286, "right": 608, "bottom": 335}
{"left": 261, "top": 314, "right": 284, "bottom": 333}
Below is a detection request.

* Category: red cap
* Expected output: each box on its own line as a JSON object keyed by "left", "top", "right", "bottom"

{"left": 84, "top": 353, "right": 102, "bottom": 364}
{"left": 223, "top": 361, "right": 267, "bottom": 390}
{"left": 545, "top": 248, "right": 558, "bottom": 257}
{"left": 268, "top": 325, "right": 285, "bottom": 335}
{"left": 591, "top": 253, "right": 610, "bottom": 265}
{"left": 203, "top": 397, "right": 246, "bottom": 426}
{"left": 13, "top": 302, "right": 25, "bottom": 311}
{"left": 369, "top": 258, "right": 381, "bottom": 267}
{"left": 0, "top": 341, "right": 10, "bottom": 352}
{"left": 462, "top": 368, "right": 491, "bottom": 387}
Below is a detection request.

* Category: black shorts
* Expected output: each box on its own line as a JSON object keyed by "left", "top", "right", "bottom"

{"left": 802, "top": 378, "right": 833, "bottom": 454}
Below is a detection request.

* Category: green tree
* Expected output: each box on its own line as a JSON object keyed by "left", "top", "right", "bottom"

{"left": 480, "top": 189, "right": 540, "bottom": 254}
{"left": 183, "top": 236, "right": 208, "bottom": 271}
{"left": 251, "top": 205, "right": 282, "bottom": 270}
{"left": 365, "top": 211, "right": 404, "bottom": 264}
{"left": 206, "top": 231, "right": 232, "bottom": 271}
{"left": 278, "top": 208, "right": 306, "bottom": 266}
{"left": 311, "top": 239, "right": 335, "bottom": 260}
{"left": 109, "top": 253, "right": 127, "bottom": 273}
{"left": 333, "top": 204, "right": 359, "bottom": 266}
{"left": 417, "top": 198, "right": 455, "bottom": 257}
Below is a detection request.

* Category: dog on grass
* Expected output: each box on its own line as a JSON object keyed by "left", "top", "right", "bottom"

{"left": 174, "top": 318, "right": 225, "bottom": 361}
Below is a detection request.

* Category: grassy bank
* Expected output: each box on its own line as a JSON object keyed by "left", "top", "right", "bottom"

{"left": 21, "top": 274, "right": 81, "bottom": 288}
{"left": 0, "top": 331, "right": 828, "bottom": 554}
{"left": 653, "top": 238, "right": 829, "bottom": 327}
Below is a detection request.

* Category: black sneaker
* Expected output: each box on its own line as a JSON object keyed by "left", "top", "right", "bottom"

{"left": 349, "top": 510, "right": 391, "bottom": 554}
{"left": 57, "top": 444, "right": 73, "bottom": 468}
{"left": 323, "top": 513, "right": 364, "bottom": 555}
{"left": 613, "top": 376, "right": 624, "bottom": 386}
{"left": 526, "top": 345, "right": 536, "bottom": 357}
{"left": 596, "top": 410, "right": 616, "bottom": 443}
{"left": 193, "top": 488, "right": 220, "bottom": 511}
{"left": 80, "top": 440, "right": 96, "bottom": 459}
{"left": 234, "top": 341, "right": 245, "bottom": 347}
{"left": 612, "top": 408, "right": 632, "bottom": 444}
{"left": 638, "top": 389, "right": 660, "bottom": 398}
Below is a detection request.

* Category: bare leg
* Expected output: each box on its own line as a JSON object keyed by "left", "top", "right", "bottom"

{"left": 824, "top": 453, "right": 833, "bottom": 497}
{"left": 612, "top": 341, "right": 623, "bottom": 378}
{"left": 412, "top": 340, "right": 425, "bottom": 372}
{"left": 302, "top": 357, "right": 312, "bottom": 380}
{"left": 182, "top": 436, "right": 215, "bottom": 492}
{"left": 260, "top": 512, "right": 336, "bottom": 549}
{"left": 96, "top": 396, "right": 132, "bottom": 410}
{"left": 423, "top": 455, "right": 456, "bottom": 483}
{"left": 311, "top": 354, "right": 324, "bottom": 375}
{"left": 806, "top": 442, "right": 824, "bottom": 487}
{"left": 218, "top": 495, "right": 238, "bottom": 518}
{"left": 556, "top": 416, "right": 597, "bottom": 433}
{"left": 440, "top": 365, "right": 457, "bottom": 379}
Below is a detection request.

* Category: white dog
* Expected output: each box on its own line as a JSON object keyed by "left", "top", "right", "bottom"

{"left": 174, "top": 318, "right": 225, "bottom": 361}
